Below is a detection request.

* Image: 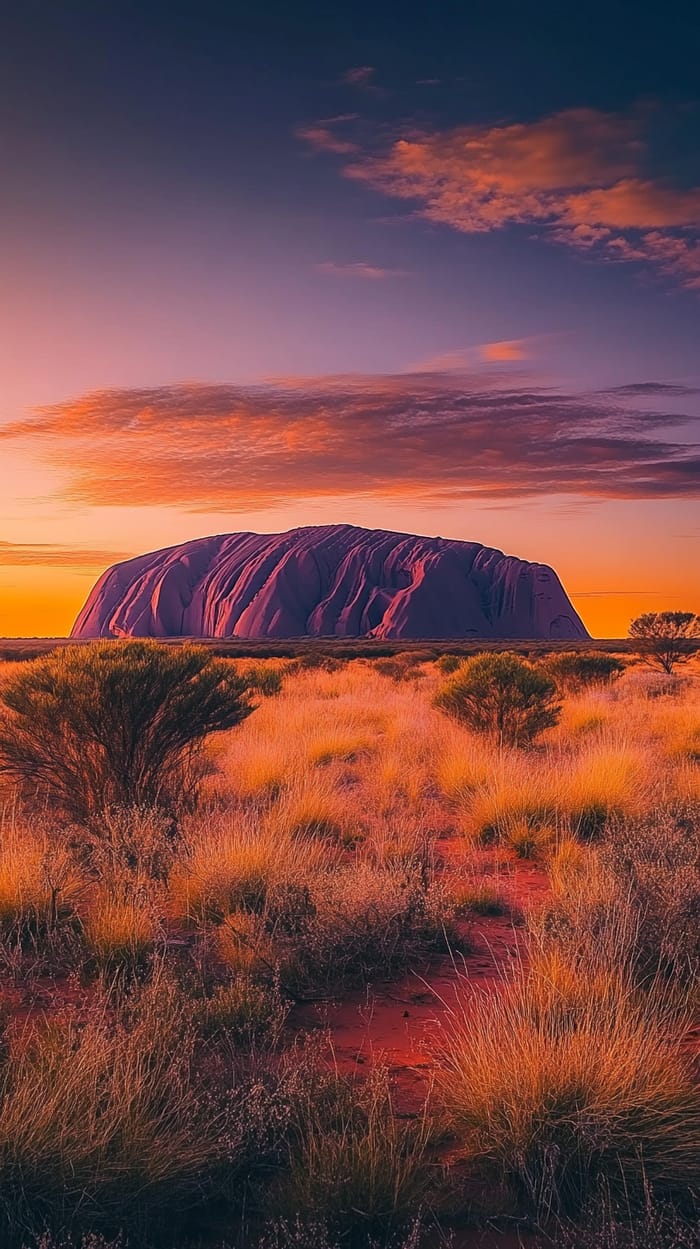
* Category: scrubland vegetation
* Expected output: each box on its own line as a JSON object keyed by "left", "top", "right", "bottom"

{"left": 0, "top": 642, "right": 698, "bottom": 1248}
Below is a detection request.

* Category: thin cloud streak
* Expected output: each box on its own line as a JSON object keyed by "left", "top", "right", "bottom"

{"left": 315, "top": 261, "right": 408, "bottom": 279}
{"left": 0, "top": 541, "right": 133, "bottom": 568}
{"left": 3, "top": 372, "right": 699, "bottom": 512}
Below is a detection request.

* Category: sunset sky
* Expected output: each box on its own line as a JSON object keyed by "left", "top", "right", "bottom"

{"left": 1, "top": 1, "right": 699, "bottom": 638}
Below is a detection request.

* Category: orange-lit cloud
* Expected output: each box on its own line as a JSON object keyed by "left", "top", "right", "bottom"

{"left": 480, "top": 339, "right": 530, "bottom": 362}
{"left": 316, "top": 261, "right": 407, "bottom": 279}
{"left": 4, "top": 374, "right": 698, "bottom": 513}
{"left": 0, "top": 541, "right": 132, "bottom": 568}
{"left": 295, "top": 126, "right": 359, "bottom": 155}
{"left": 307, "top": 107, "right": 700, "bottom": 287}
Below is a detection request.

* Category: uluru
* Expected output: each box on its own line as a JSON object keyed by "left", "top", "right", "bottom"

{"left": 71, "top": 524, "right": 588, "bottom": 641}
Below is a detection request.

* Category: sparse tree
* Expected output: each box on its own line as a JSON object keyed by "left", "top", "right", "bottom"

{"left": 435, "top": 651, "right": 561, "bottom": 746}
{"left": 628, "top": 612, "right": 700, "bottom": 675}
{"left": 0, "top": 640, "right": 254, "bottom": 824}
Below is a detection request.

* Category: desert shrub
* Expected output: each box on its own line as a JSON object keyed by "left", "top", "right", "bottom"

{"left": 615, "top": 669, "right": 688, "bottom": 700}
{"left": 195, "top": 973, "right": 289, "bottom": 1046}
{"left": 0, "top": 831, "right": 85, "bottom": 940}
{"left": 274, "top": 1067, "right": 432, "bottom": 1244}
{"left": 294, "top": 653, "right": 346, "bottom": 672}
{"left": 282, "top": 864, "right": 457, "bottom": 996}
{"left": 435, "top": 653, "right": 463, "bottom": 674}
{"left": 438, "top": 956, "right": 700, "bottom": 1220}
{"left": 629, "top": 611, "right": 700, "bottom": 674}
{"left": 0, "top": 641, "right": 254, "bottom": 825}
{"left": 449, "top": 879, "right": 509, "bottom": 917}
{"left": 171, "top": 820, "right": 336, "bottom": 925}
{"left": 373, "top": 655, "right": 425, "bottom": 683}
{"left": 543, "top": 805, "right": 700, "bottom": 989}
{"left": 504, "top": 817, "right": 556, "bottom": 859}
{"left": 0, "top": 979, "right": 219, "bottom": 1241}
{"left": 543, "top": 652, "right": 625, "bottom": 692}
{"left": 436, "top": 653, "right": 560, "bottom": 746}
{"left": 548, "top": 1188, "right": 700, "bottom": 1248}
{"left": 240, "top": 663, "right": 285, "bottom": 697}
{"left": 76, "top": 806, "right": 178, "bottom": 883}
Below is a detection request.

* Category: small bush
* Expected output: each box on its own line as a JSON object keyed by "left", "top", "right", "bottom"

{"left": 543, "top": 652, "right": 625, "bottom": 692}
{"left": 195, "top": 973, "right": 289, "bottom": 1046}
{"left": 0, "top": 641, "right": 254, "bottom": 825}
{"left": 546, "top": 805, "right": 700, "bottom": 988}
{"left": 0, "top": 980, "right": 218, "bottom": 1241}
{"left": 0, "top": 833, "right": 85, "bottom": 939}
{"left": 436, "top": 653, "right": 560, "bottom": 746}
{"left": 435, "top": 653, "right": 462, "bottom": 674}
{"left": 373, "top": 655, "right": 426, "bottom": 683}
{"left": 450, "top": 879, "right": 509, "bottom": 917}
{"left": 240, "top": 663, "right": 285, "bottom": 697}
{"left": 274, "top": 1067, "right": 432, "bottom": 1243}
{"left": 282, "top": 864, "right": 457, "bottom": 996}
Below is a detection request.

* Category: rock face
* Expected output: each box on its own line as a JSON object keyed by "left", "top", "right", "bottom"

{"left": 71, "top": 524, "right": 588, "bottom": 641}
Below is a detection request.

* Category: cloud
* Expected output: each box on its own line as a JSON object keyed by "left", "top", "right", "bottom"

{"left": 316, "top": 261, "right": 408, "bottom": 279}
{"left": 602, "top": 382, "right": 700, "bottom": 397}
{"left": 480, "top": 339, "right": 530, "bottom": 362}
{"left": 295, "top": 126, "right": 358, "bottom": 155}
{"left": 3, "top": 374, "right": 698, "bottom": 512}
{"left": 341, "top": 66, "right": 377, "bottom": 88}
{"left": 330, "top": 107, "right": 700, "bottom": 288}
{"left": 410, "top": 334, "right": 545, "bottom": 371}
{"left": 0, "top": 541, "right": 132, "bottom": 568}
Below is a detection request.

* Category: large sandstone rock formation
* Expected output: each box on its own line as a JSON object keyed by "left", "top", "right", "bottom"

{"left": 71, "top": 524, "right": 588, "bottom": 640}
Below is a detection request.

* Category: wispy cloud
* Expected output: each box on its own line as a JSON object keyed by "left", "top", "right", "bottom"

{"left": 295, "top": 126, "right": 358, "bottom": 155}
{"left": 601, "top": 382, "right": 700, "bottom": 397}
{"left": 341, "top": 66, "right": 377, "bottom": 89}
{"left": 0, "top": 541, "right": 132, "bottom": 568}
{"left": 296, "top": 106, "right": 700, "bottom": 288}
{"left": 315, "top": 261, "right": 408, "bottom": 279}
{"left": 479, "top": 339, "right": 530, "bottom": 362}
{"left": 409, "top": 335, "right": 544, "bottom": 371}
{"left": 3, "top": 373, "right": 698, "bottom": 512}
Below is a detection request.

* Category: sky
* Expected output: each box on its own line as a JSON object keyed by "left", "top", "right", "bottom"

{"left": 1, "top": 0, "right": 699, "bottom": 638}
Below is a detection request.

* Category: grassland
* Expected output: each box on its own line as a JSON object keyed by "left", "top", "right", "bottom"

{"left": 0, "top": 646, "right": 697, "bottom": 1248}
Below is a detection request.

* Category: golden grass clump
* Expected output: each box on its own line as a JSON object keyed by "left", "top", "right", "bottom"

{"left": 276, "top": 1065, "right": 433, "bottom": 1238}
{"left": 170, "top": 815, "right": 338, "bottom": 924}
{"left": 438, "top": 952, "right": 700, "bottom": 1218}
{"left": 0, "top": 978, "right": 217, "bottom": 1239}
{"left": 0, "top": 823, "right": 86, "bottom": 934}
{"left": 82, "top": 893, "right": 160, "bottom": 972}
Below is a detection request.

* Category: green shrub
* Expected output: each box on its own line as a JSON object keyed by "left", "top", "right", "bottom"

{"left": 435, "top": 653, "right": 463, "bottom": 674}
{"left": 0, "top": 641, "right": 253, "bottom": 825}
{"left": 373, "top": 655, "right": 425, "bottom": 683}
{"left": 543, "top": 652, "right": 625, "bottom": 692}
{"left": 240, "top": 663, "right": 285, "bottom": 697}
{"left": 436, "top": 652, "right": 560, "bottom": 746}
